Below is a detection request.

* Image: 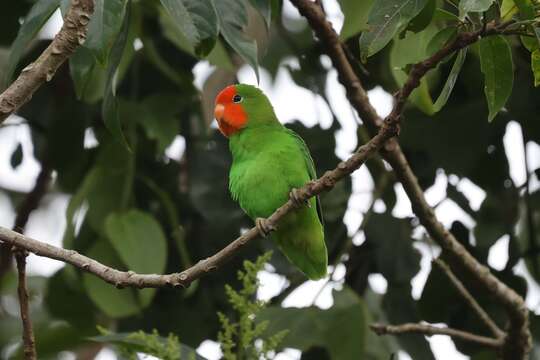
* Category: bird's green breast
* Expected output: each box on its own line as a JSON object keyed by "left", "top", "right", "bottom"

{"left": 228, "top": 126, "right": 313, "bottom": 219}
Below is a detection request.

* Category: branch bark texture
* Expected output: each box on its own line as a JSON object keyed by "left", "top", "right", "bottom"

{"left": 0, "top": 0, "right": 95, "bottom": 123}
{"left": 289, "top": 0, "right": 530, "bottom": 358}
{"left": 11, "top": 164, "right": 52, "bottom": 360}
{"left": 15, "top": 254, "right": 36, "bottom": 360}
{"left": 0, "top": 123, "right": 396, "bottom": 288}
{"left": 370, "top": 323, "right": 503, "bottom": 349}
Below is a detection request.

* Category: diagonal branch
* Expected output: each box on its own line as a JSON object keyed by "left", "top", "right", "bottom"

{"left": 0, "top": 0, "right": 95, "bottom": 123}
{"left": 434, "top": 258, "right": 505, "bottom": 339}
{"left": 288, "top": 0, "right": 530, "bottom": 358}
{"left": 370, "top": 322, "right": 503, "bottom": 349}
{"left": 0, "top": 124, "right": 397, "bottom": 289}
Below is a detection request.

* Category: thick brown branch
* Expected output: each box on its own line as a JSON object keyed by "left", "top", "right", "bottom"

{"left": 0, "top": 126, "right": 395, "bottom": 288}
{"left": 289, "top": 0, "right": 530, "bottom": 358}
{"left": 0, "top": 0, "right": 95, "bottom": 123}
{"left": 434, "top": 258, "right": 505, "bottom": 339}
{"left": 370, "top": 323, "right": 503, "bottom": 349}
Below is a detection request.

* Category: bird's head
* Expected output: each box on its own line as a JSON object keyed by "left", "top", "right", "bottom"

{"left": 214, "top": 84, "right": 277, "bottom": 137}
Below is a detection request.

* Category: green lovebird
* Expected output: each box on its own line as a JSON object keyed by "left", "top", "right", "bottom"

{"left": 214, "top": 84, "right": 328, "bottom": 280}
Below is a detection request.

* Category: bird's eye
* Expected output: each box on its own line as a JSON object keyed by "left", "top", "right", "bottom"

{"left": 232, "top": 94, "right": 243, "bottom": 103}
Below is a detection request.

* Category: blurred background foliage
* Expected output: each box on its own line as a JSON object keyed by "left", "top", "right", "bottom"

{"left": 0, "top": 0, "right": 540, "bottom": 359}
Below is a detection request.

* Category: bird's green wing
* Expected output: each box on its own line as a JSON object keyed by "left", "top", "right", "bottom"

{"left": 285, "top": 128, "right": 324, "bottom": 227}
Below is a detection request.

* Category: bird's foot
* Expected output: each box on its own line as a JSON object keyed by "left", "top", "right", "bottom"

{"left": 256, "top": 218, "right": 276, "bottom": 238}
{"left": 289, "top": 188, "right": 311, "bottom": 208}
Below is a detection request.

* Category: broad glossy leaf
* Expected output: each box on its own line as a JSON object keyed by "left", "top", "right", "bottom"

{"left": 501, "top": 0, "right": 518, "bottom": 20}
{"left": 133, "top": 95, "right": 181, "bottom": 153}
{"left": 258, "top": 287, "right": 368, "bottom": 359}
{"left": 359, "top": 0, "right": 429, "bottom": 59}
{"left": 3, "top": 0, "right": 59, "bottom": 87}
{"left": 407, "top": 0, "right": 436, "bottom": 33}
{"left": 10, "top": 142, "right": 23, "bottom": 169}
{"left": 433, "top": 48, "right": 467, "bottom": 112}
{"left": 533, "top": 49, "right": 540, "bottom": 87}
{"left": 478, "top": 36, "right": 514, "bottom": 122}
{"left": 338, "top": 0, "right": 373, "bottom": 40}
{"left": 515, "top": 0, "right": 537, "bottom": 19}
{"left": 84, "top": 0, "right": 127, "bottom": 65}
{"left": 215, "top": 0, "right": 259, "bottom": 82}
{"left": 248, "top": 0, "right": 272, "bottom": 29}
{"left": 390, "top": 26, "right": 437, "bottom": 114}
{"left": 69, "top": 46, "right": 107, "bottom": 103}
{"left": 102, "top": 1, "right": 131, "bottom": 149}
{"left": 105, "top": 210, "right": 167, "bottom": 275}
{"left": 459, "top": 0, "right": 495, "bottom": 17}
{"left": 365, "top": 213, "right": 421, "bottom": 284}
{"left": 160, "top": 0, "right": 218, "bottom": 57}
{"left": 85, "top": 138, "right": 134, "bottom": 233}
{"left": 82, "top": 240, "right": 141, "bottom": 318}
{"left": 426, "top": 27, "right": 457, "bottom": 57}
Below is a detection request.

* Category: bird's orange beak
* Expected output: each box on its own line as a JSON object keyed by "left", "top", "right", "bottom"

{"left": 214, "top": 103, "right": 225, "bottom": 122}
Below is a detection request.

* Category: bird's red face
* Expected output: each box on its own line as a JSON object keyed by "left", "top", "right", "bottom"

{"left": 214, "top": 85, "right": 248, "bottom": 137}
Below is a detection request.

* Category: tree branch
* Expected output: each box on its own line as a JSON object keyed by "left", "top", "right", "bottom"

{"left": 15, "top": 253, "right": 36, "bottom": 360}
{"left": 370, "top": 323, "right": 503, "bottom": 349}
{"left": 0, "top": 123, "right": 397, "bottom": 288}
{"left": 434, "top": 258, "right": 505, "bottom": 339}
{"left": 11, "top": 163, "right": 52, "bottom": 360}
{"left": 0, "top": 0, "right": 95, "bottom": 123}
{"left": 289, "top": 0, "right": 531, "bottom": 358}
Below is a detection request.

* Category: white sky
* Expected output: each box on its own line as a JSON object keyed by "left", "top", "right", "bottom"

{"left": 1, "top": 1, "right": 540, "bottom": 360}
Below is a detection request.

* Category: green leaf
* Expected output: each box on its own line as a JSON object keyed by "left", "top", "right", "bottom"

{"left": 134, "top": 95, "right": 180, "bottom": 154}
{"left": 359, "top": 0, "right": 429, "bottom": 59}
{"left": 338, "top": 0, "right": 373, "bottom": 40}
{"left": 3, "top": 0, "right": 59, "bottom": 88}
{"left": 532, "top": 49, "right": 540, "bottom": 87}
{"left": 215, "top": 0, "right": 259, "bottom": 82}
{"left": 160, "top": 0, "right": 218, "bottom": 57}
{"left": 258, "top": 287, "right": 368, "bottom": 359}
{"left": 82, "top": 240, "right": 141, "bottom": 318}
{"left": 105, "top": 210, "right": 167, "bottom": 275}
{"left": 365, "top": 213, "right": 421, "bottom": 284}
{"left": 84, "top": 0, "right": 128, "bottom": 65}
{"left": 10, "top": 142, "right": 23, "bottom": 169}
{"left": 459, "top": 0, "right": 495, "bottom": 18}
{"left": 478, "top": 35, "right": 514, "bottom": 122}
{"left": 248, "top": 0, "right": 272, "bottom": 29}
{"left": 433, "top": 48, "right": 467, "bottom": 112}
{"left": 390, "top": 25, "right": 437, "bottom": 115}
{"left": 85, "top": 138, "right": 134, "bottom": 233}
{"left": 501, "top": 0, "right": 518, "bottom": 20}
{"left": 69, "top": 46, "right": 107, "bottom": 103}
{"left": 407, "top": 0, "right": 436, "bottom": 33}
{"left": 514, "top": 0, "right": 537, "bottom": 19}
{"left": 102, "top": 1, "right": 131, "bottom": 149}
{"left": 426, "top": 27, "right": 457, "bottom": 57}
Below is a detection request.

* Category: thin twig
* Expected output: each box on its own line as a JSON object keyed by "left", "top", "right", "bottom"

{"left": 15, "top": 253, "right": 36, "bottom": 360}
{"left": 0, "top": 0, "right": 95, "bottom": 123}
{"left": 434, "top": 258, "right": 505, "bottom": 339}
{"left": 370, "top": 323, "right": 503, "bottom": 349}
{"left": 11, "top": 163, "right": 52, "bottom": 360}
{"left": 289, "top": 1, "right": 531, "bottom": 357}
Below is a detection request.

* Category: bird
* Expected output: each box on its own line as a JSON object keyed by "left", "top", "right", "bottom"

{"left": 214, "top": 84, "right": 327, "bottom": 280}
